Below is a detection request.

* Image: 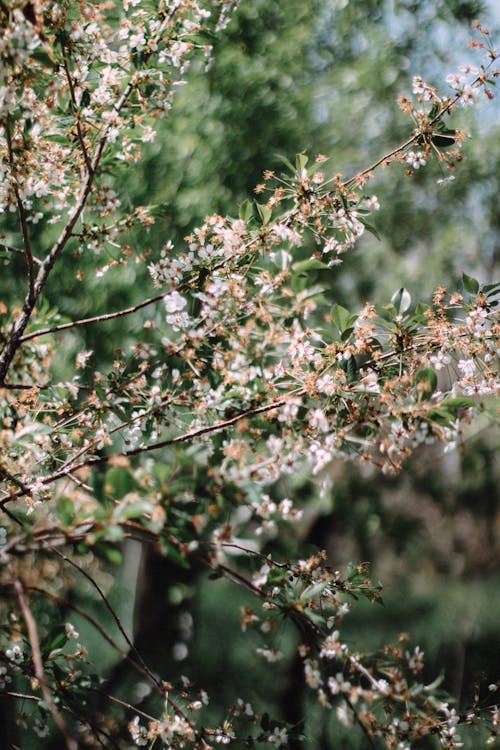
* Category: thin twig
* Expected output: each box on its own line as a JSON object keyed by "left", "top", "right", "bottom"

{"left": 51, "top": 548, "right": 164, "bottom": 693}
{"left": 94, "top": 691, "right": 157, "bottom": 723}
{"left": 1, "top": 690, "right": 41, "bottom": 702}
{"left": 19, "top": 291, "right": 168, "bottom": 343}
{"left": 27, "top": 584, "right": 162, "bottom": 688}
{"left": 0, "top": 244, "right": 42, "bottom": 265}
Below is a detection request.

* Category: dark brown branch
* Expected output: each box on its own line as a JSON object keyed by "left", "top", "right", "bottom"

{"left": 19, "top": 291, "right": 168, "bottom": 343}
{"left": 0, "top": 244, "right": 42, "bottom": 266}
{"left": 124, "top": 392, "right": 301, "bottom": 456}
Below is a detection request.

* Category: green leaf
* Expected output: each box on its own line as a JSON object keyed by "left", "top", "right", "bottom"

{"left": 414, "top": 368, "right": 437, "bottom": 398}
{"left": 292, "top": 258, "right": 328, "bottom": 273}
{"left": 462, "top": 272, "right": 480, "bottom": 295}
{"left": 160, "top": 538, "right": 191, "bottom": 569}
{"left": 431, "top": 129, "right": 457, "bottom": 148}
{"left": 80, "top": 88, "right": 91, "bottom": 109}
{"left": 103, "top": 545, "right": 123, "bottom": 565}
{"left": 291, "top": 273, "right": 307, "bottom": 293}
{"left": 114, "top": 498, "right": 153, "bottom": 522}
{"left": 275, "top": 153, "right": 296, "bottom": 174}
{"left": 104, "top": 467, "right": 136, "bottom": 499}
{"left": 415, "top": 301, "right": 431, "bottom": 316}
{"left": 346, "top": 355, "right": 358, "bottom": 385}
{"left": 256, "top": 203, "right": 272, "bottom": 225}
{"left": 44, "top": 626, "right": 68, "bottom": 658}
{"left": 295, "top": 153, "right": 308, "bottom": 172}
{"left": 56, "top": 496, "right": 75, "bottom": 526}
{"left": 33, "top": 47, "right": 57, "bottom": 69}
{"left": 358, "top": 217, "right": 381, "bottom": 240}
{"left": 427, "top": 407, "right": 455, "bottom": 426}
{"left": 238, "top": 199, "right": 253, "bottom": 222}
{"left": 300, "top": 581, "right": 329, "bottom": 602}
{"left": 391, "top": 287, "right": 411, "bottom": 314}
{"left": 330, "top": 303, "right": 351, "bottom": 333}
{"left": 428, "top": 103, "right": 441, "bottom": 119}
{"left": 440, "top": 397, "right": 476, "bottom": 409}
{"left": 340, "top": 326, "right": 355, "bottom": 342}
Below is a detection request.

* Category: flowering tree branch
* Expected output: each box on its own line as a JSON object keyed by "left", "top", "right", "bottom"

{"left": 0, "top": 3, "right": 498, "bottom": 747}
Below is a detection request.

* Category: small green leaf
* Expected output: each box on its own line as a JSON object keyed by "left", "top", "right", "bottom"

{"left": 44, "top": 626, "right": 68, "bottom": 657}
{"left": 56, "top": 496, "right": 75, "bottom": 525}
{"left": 295, "top": 153, "right": 308, "bottom": 172}
{"left": 256, "top": 203, "right": 272, "bottom": 226}
{"left": 358, "top": 217, "right": 381, "bottom": 240}
{"left": 330, "top": 303, "right": 351, "bottom": 333}
{"left": 103, "top": 546, "right": 123, "bottom": 565}
{"left": 104, "top": 467, "right": 136, "bottom": 499}
{"left": 431, "top": 129, "right": 457, "bottom": 148}
{"left": 346, "top": 355, "right": 358, "bottom": 385}
{"left": 275, "top": 154, "right": 296, "bottom": 174}
{"left": 428, "top": 103, "right": 441, "bottom": 119}
{"left": 238, "top": 199, "right": 253, "bottom": 222}
{"left": 114, "top": 499, "right": 153, "bottom": 521}
{"left": 81, "top": 88, "right": 91, "bottom": 108}
{"left": 340, "top": 326, "right": 355, "bottom": 342}
{"left": 292, "top": 258, "right": 328, "bottom": 273}
{"left": 440, "top": 397, "right": 476, "bottom": 409}
{"left": 462, "top": 272, "right": 480, "bottom": 295}
{"left": 391, "top": 287, "right": 411, "bottom": 314}
{"left": 160, "top": 538, "right": 190, "bottom": 568}
{"left": 300, "top": 581, "right": 329, "bottom": 602}
{"left": 291, "top": 273, "right": 307, "bottom": 293}
{"left": 415, "top": 301, "right": 430, "bottom": 316}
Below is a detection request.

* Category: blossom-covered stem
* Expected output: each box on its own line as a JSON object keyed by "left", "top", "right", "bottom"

{"left": 60, "top": 44, "right": 93, "bottom": 175}
{"left": 344, "top": 693, "right": 378, "bottom": 750}
{"left": 12, "top": 577, "right": 79, "bottom": 750}
{"left": 4, "top": 115, "right": 35, "bottom": 305}
{"left": 0, "top": 61, "right": 137, "bottom": 382}
{"left": 341, "top": 51, "right": 499, "bottom": 190}
{"left": 125, "top": 391, "right": 306, "bottom": 454}
{"left": 30, "top": 390, "right": 305, "bottom": 489}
